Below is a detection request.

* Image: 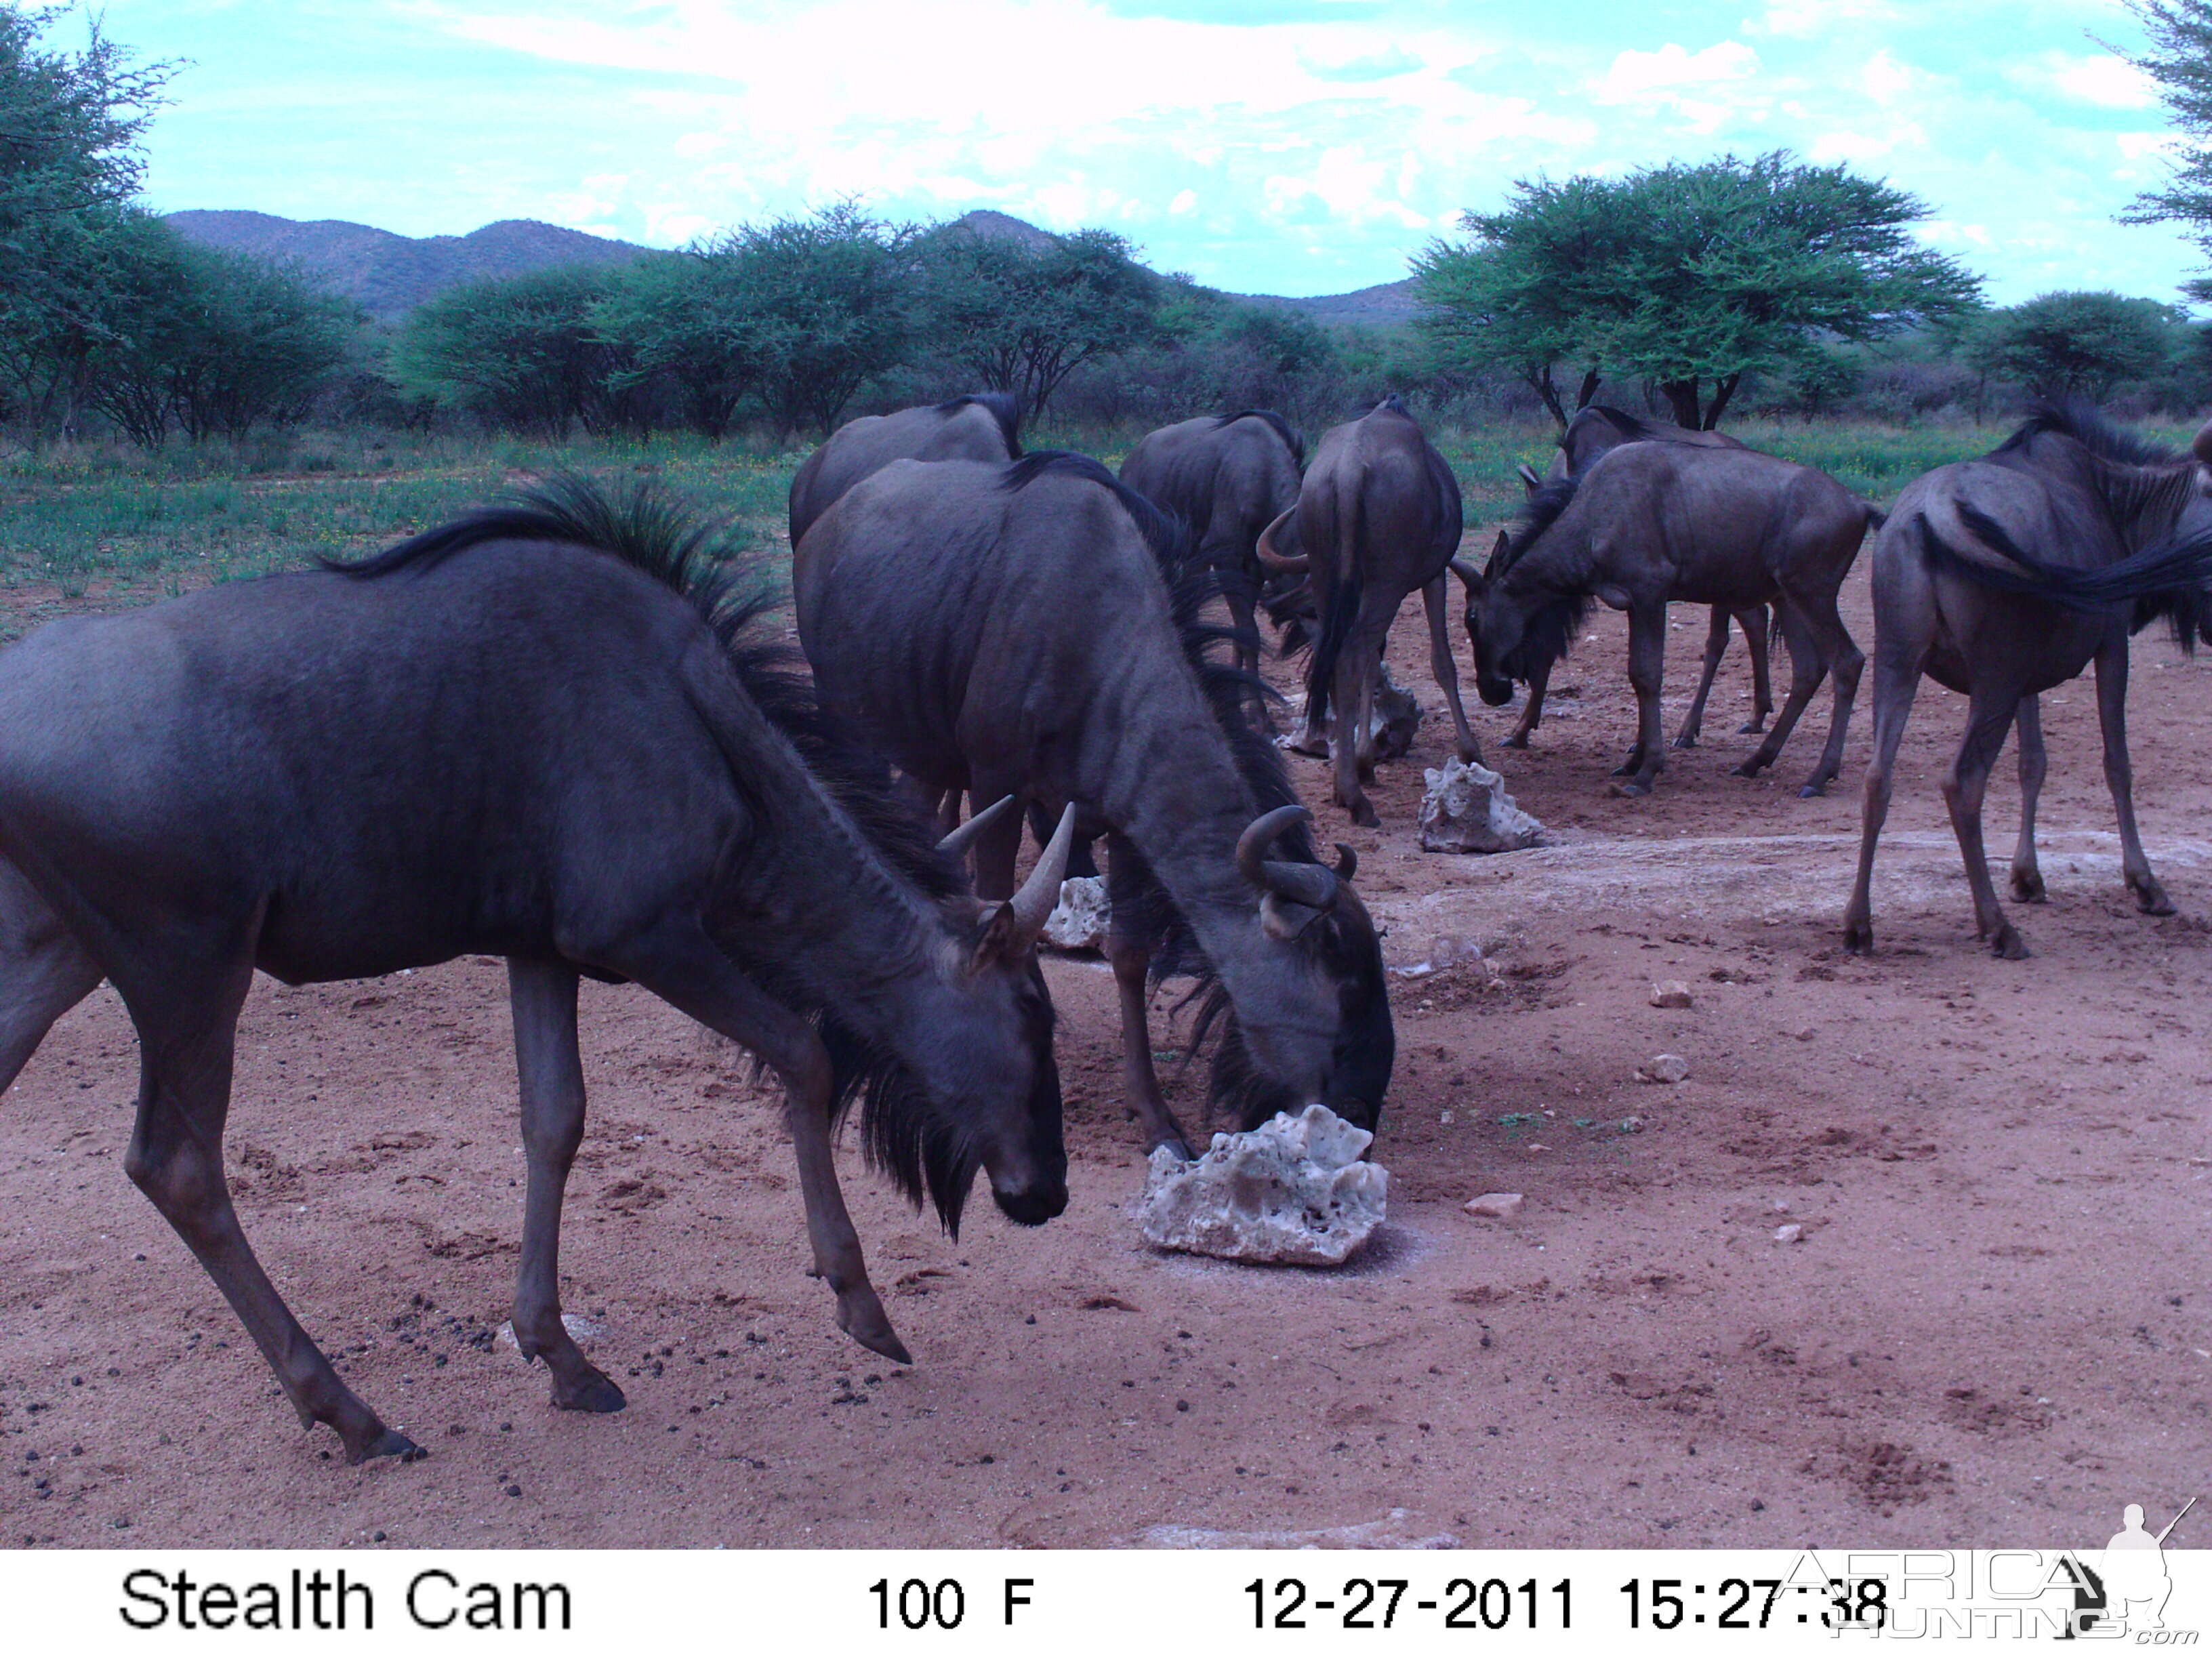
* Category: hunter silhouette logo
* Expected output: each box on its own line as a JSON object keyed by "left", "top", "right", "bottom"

{"left": 2063, "top": 1496, "right": 2198, "bottom": 1639}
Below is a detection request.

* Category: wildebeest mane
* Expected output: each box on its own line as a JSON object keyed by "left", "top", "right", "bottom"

{"left": 1496, "top": 472, "right": 1582, "bottom": 575}
{"left": 934, "top": 390, "right": 1024, "bottom": 458}
{"left": 1992, "top": 401, "right": 2180, "bottom": 472}
{"left": 1213, "top": 407, "right": 1306, "bottom": 470}
{"left": 329, "top": 474, "right": 981, "bottom": 1225}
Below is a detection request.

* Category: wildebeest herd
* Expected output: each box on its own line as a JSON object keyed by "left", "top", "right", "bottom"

{"left": 3, "top": 390, "right": 2209, "bottom": 1465}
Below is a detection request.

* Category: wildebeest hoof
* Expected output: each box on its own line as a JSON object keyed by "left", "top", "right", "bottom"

{"left": 1150, "top": 1133, "right": 1197, "bottom": 1162}
{"left": 1843, "top": 924, "right": 1872, "bottom": 956}
{"left": 554, "top": 1370, "right": 627, "bottom": 1414}
{"left": 1737, "top": 718, "right": 1767, "bottom": 734}
{"left": 839, "top": 1295, "right": 913, "bottom": 1366}
{"left": 1346, "top": 798, "right": 1381, "bottom": 828}
{"left": 2010, "top": 870, "right": 2047, "bottom": 903}
{"left": 1797, "top": 782, "right": 1827, "bottom": 799}
{"left": 352, "top": 1427, "right": 425, "bottom": 1465}
{"left": 1732, "top": 759, "right": 1769, "bottom": 779}
{"left": 1606, "top": 780, "right": 1652, "bottom": 798}
{"left": 1992, "top": 924, "right": 2030, "bottom": 960}
{"left": 1671, "top": 733, "right": 1698, "bottom": 750}
{"left": 1501, "top": 733, "right": 1531, "bottom": 750}
{"left": 2134, "top": 884, "right": 2176, "bottom": 916}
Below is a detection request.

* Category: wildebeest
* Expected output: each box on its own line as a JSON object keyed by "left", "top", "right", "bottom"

{"left": 1253, "top": 396, "right": 1478, "bottom": 826}
{"left": 1456, "top": 442, "right": 1872, "bottom": 796}
{"left": 1511, "top": 406, "right": 1775, "bottom": 751}
{"left": 787, "top": 391, "right": 1021, "bottom": 546}
{"left": 794, "top": 452, "right": 1393, "bottom": 1155}
{"left": 0, "top": 479, "right": 1071, "bottom": 1462}
{"left": 1118, "top": 410, "right": 1303, "bottom": 729}
{"left": 1843, "top": 407, "right": 2212, "bottom": 958}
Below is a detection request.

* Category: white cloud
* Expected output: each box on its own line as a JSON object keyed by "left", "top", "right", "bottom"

{"left": 2018, "top": 52, "right": 2160, "bottom": 110}
{"left": 1744, "top": 0, "right": 1900, "bottom": 39}
{"left": 1597, "top": 41, "right": 1759, "bottom": 100}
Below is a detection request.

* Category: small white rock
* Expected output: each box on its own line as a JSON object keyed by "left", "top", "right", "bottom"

{"left": 1463, "top": 1192, "right": 1524, "bottom": 1219}
{"left": 1637, "top": 1054, "right": 1690, "bottom": 1085}
{"left": 1042, "top": 876, "right": 1109, "bottom": 951}
{"left": 1649, "top": 981, "right": 1694, "bottom": 1009}
{"left": 1773, "top": 1223, "right": 1805, "bottom": 1244}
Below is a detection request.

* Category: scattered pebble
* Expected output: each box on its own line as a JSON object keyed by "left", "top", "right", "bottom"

{"left": 1462, "top": 1193, "right": 1525, "bottom": 1220}
{"left": 1637, "top": 1054, "right": 1691, "bottom": 1085}
{"left": 1649, "top": 981, "right": 1694, "bottom": 1010}
{"left": 1774, "top": 1224, "right": 1806, "bottom": 1244}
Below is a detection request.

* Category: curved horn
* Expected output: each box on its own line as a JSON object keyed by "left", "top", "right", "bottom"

{"left": 937, "top": 793, "right": 1017, "bottom": 863}
{"left": 1333, "top": 842, "right": 1357, "bottom": 882}
{"left": 1448, "top": 556, "right": 1483, "bottom": 591}
{"left": 1235, "top": 804, "right": 1338, "bottom": 911}
{"left": 1254, "top": 507, "right": 1307, "bottom": 573}
{"left": 1515, "top": 462, "right": 1542, "bottom": 493}
{"left": 1007, "top": 802, "right": 1078, "bottom": 941}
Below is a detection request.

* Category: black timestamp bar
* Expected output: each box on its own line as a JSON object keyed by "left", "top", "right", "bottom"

{"left": 1247, "top": 1576, "right": 1572, "bottom": 1631}
{"left": 1620, "top": 1576, "right": 1890, "bottom": 1631}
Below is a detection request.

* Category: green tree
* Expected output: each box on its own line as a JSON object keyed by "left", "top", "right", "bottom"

{"left": 392, "top": 266, "right": 644, "bottom": 436}
{"left": 914, "top": 223, "right": 1158, "bottom": 415}
{"left": 2116, "top": 1, "right": 2212, "bottom": 290}
{"left": 0, "top": 3, "right": 175, "bottom": 435}
{"left": 589, "top": 250, "right": 768, "bottom": 438}
{"left": 1960, "top": 290, "right": 2187, "bottom": 402}
{"left": 694, "top": 202, "right": 914, "bottom": 438}
{"left": 1417, "top": 153, "right": 1982, "bottom": 429}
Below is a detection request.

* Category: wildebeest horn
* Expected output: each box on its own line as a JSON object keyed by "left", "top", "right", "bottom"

{"left": 1334, "top": 843, "right": 1357, "bottom": 882}
{"left": 1515, "top": 462, "right": 1542, "bottom": 493}
{"left": 938, "top": 794, "right": 1017, "bottom": 863}
{"left": 1008, "top": 802, "right": 1078, "bottom": 942}
{"left": 1235, "top": 804, "right": 1338, "bottom": 912}
{"left": 1448, "top": 557, "right": 1483, "bottom": 591}
{"left": 1254, "top": 508, "right": 1307, "bottom": 573}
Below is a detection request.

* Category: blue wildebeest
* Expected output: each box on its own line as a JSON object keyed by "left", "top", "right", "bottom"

{"left": 1119, "top": 410, "right": 1304, "bottom": 731}
{"left": 1252, "top": 396, "right": 1479, "bottom": 826}
{"left": 788, "top": 391, "right": 1022, "bottom": 547}
{"left": 1456, "top": 441, "right": 1873, "bottom": 797}
{"left": 1844, "top": 407, "right": 2212, "bottom": 958}
{"left": 793, "top": 452, "right": 1393, "bottom": 1156}
{"left": 1513, "top": 405, "right": 1776, "bottom": 750}
{"left": 0, "top": 478, "right": 1071, "bottom": 1462}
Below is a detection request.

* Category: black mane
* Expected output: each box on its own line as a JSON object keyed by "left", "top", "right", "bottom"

{"left": 1213, "top": 407, "right": 1306, "bottom": 470}
{"left": 1992, "top": 401, "right": 2181, "bottom": 471}
{"left": 935, "top": 390, "right": 1024, "bottom": 457}
{"left": 1496, "top": 472, "right": 1581, "bottom": 575}
{"left": 328, "top": 474, "right": 981, "bottom": 1226}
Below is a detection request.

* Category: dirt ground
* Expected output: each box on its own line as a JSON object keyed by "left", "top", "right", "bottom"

{"left": 2, "top": 556, "right": 2207, "bottom": 1552}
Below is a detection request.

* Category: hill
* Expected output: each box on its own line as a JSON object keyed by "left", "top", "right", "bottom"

{"left": 163, "top": 211, "right": 649, "bottom": 319}
{"left": 163, "top": 207, "right": 1422, "bottom": 329}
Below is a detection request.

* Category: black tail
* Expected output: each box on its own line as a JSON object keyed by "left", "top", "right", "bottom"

{"left": 1919, "top": 506, "right": 2209, "bottom": 652}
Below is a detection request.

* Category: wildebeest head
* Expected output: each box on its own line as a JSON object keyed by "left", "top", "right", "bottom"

{"left": 1193, "top": 805, "right": 1393, "bottom": 1132}
{"left": 1452, "top": 476, "right": 1593, "bottom": 706}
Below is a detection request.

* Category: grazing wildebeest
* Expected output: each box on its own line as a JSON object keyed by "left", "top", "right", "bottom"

{"left": 0, "top": 479, "right": 1071, "bottom": 1462}
{"left": 1118, "top": 410, "right": 1303, "bottom": 729}
{"left": 1456, "top": 441, "right": 1872, "bottom": 796}
{"left": 1252, "top": 396, "right": 1478, "bottom": 826}
{"left": 787, "top": 391, "right": 1021, "bottom": 546}
{"left": 794, "top": 452, "right": 1393, "bottom": 1155}
{"left": 1512, "top": 406, "right": 1776, "bottom": 751}
{"left": 1843, "top": 406, "right": 2212, "bottom": 958}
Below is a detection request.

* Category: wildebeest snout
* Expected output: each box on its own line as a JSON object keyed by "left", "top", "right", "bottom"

{"left": 992, "top": 1181, "right": 1069, "bottom": 1226}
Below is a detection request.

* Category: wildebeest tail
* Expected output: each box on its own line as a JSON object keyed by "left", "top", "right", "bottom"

{"left": 1302, "top": 465, "right": 1366, "bottom": 724}
{"left": 1859, "top": 497, "right": 1887, "bottom": 533}
{"left": 1922, "top": 504, "right": 2212, "bottom": 650}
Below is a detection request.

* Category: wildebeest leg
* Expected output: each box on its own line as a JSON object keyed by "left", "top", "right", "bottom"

{"left": 1738, "top": 605, "right": 1775, "bottom": 733}
{"left": 1611, "top": 602, "right": 1668, "bottom": 794}
{"left": 1332, "top": 605, "right": 1393, "bottom": 825}
{"left": 1844, "top": 639, "right": 1929, "bottom": 955}
{"left": 115, "top": 944, "right": 417, "bottom": 1462}
{"left": 1733, "top": 602, "right": 1827, "bottom": 783}
{"left": 1227, "top": 561, "right": 1274, "bottom": 735}
{"left": 0, "top": 860, "right": 103, "bottom": 1094}
{"left": 1941, "top": 688, "right": 2030, "bottom": 958}
{"left": 1787, "top": 588, "right": 1864, "bottom": 797}
{"left": 608, "top": 916, "right": 907, "bottom": 1363}
{"left": 507, "top": 959, "right": 625, "bottom": 1412}
{"left": 1422, "top": 576, "right": 1481, "bottom": 764}
{"left": 1673, "top": 607, "right": 1732, "bottom": 749}
{"left": 1503, "top": 659, "right": 1549, "bottom": 750}
{"left": 1105, "top": 835, "right": 1193, "bottom": 1158}
{"left": 2093, "top": 634, "right": 2175, "bottom": 916}
{"left": 1027, "top": 800, "right": 1098, "bottom": 881}
{"left": 966, "top": 780, "right": 1027, "bottom": 903}
{"left": 2009, "top": 695, "right": 2049, "bottom": 903}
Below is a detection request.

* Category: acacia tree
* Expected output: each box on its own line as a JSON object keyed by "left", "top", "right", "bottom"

{"left": 914, "top": 224, "right": 1158, "bottom": 415}
{"left": 2117, "top": 0, "right": 2212, "bottom": 291}
{"left": 1417, "top": 153, "right": 1982, "bottom": 429}
{"left": 1961, "top": 291, "right": 2187, "bottom": 402}
{"left": 393, "top": 267, "right": 646, "bottom": 436}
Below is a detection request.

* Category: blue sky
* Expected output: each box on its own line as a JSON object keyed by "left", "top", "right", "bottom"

{"left": 75, "top": 0, "right": 2209, "bottom": 304}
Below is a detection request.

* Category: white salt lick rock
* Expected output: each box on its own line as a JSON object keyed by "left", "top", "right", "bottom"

{"left": 1042, "top": 876, "right": 1108, "bottom": 951}
{"left": 1139, "top": 1104, "right": 1388, "bottom": 1266}
{"left": 1418, "top": 758, "right": 1544, "bottom": 853}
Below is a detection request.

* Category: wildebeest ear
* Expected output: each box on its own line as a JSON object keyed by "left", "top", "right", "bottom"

{"left": 1260, "top": 893, "right": 1328, "bottom": 942}
{"left": 1483, "top": 529, "right": 1511, "bottom": 579}
{"left": 970, "top": 902, "right": 1027, "bottom": 970}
